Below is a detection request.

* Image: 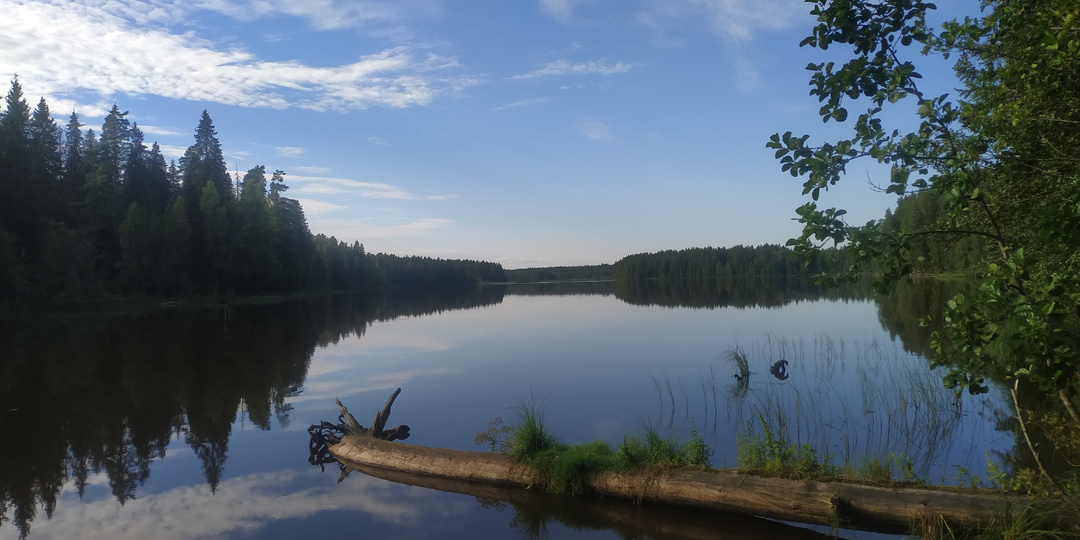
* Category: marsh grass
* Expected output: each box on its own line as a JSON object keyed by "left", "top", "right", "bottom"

{"left": 725, "top": 346, "right": 751, "bottom": 399}
{"left": 495, "top": 404, "right": 713, "bottom": 495}
{"left": 736, "top": 412, "right": 837, "bottom": 480}
{"left": 916, "top": 498, "right": 1080, "bottom": 540}
{"left": 700, "top": 338, "right": 1003, "bottom": 485}
{"left": 507, "top": 401, "right": 558, "bottom": 462}
{"left": 619, "top": 423, "right": 713, "bottom": 469}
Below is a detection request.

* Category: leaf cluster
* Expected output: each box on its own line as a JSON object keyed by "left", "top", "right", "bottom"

{"left": 770, "top": 0, "right": 1080, "bottom": 415}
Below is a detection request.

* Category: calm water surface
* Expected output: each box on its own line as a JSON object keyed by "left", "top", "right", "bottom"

{"left": 0, "top": 280, "right": 1014, "bottom": 539}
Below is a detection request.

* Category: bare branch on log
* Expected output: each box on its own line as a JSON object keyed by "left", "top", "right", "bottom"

{"left": 310, "top": 389, "right": 412, "bottom": 470}
{"left": 336, "top": 398, "right": 366, "bottom": 436}
{"left": 372, "top": 387, "right": 401, "bottom": 435}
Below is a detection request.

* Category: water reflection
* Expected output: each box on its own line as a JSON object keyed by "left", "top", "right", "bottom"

{"left": 873, "top": 278, "right": 979, "bottom": 358}
{"left": 0, "top": 288, "right": 504, "bottom": 539}
{"left": 334, "top": 459, "right": 836, "bottom": 540}
{"left": 18, "top": 467, "right": 472, "bottom": 540}
{"left": 613, "top": 276, "right": 875, "bottom": 309}
{"left": 0, "top": 279, "right": 1018, "bottom": 539}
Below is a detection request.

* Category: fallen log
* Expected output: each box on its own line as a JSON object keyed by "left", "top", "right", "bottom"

{"left": 340, "top": 459, "right": 837, "bottom": 540}
{"left": 320, "top": 389, "right": 1027, "bottom": 535}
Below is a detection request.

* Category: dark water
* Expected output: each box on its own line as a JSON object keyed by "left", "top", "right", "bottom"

{"left": 0, "top": 279, "right": 1013, "bottom": 539}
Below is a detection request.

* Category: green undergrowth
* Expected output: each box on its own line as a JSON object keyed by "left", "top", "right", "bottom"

{"left": 735, "top": 412, "right": 929, "bottom": 487}
{"left": 476, "top": 403, "right": 712, "bottom": 496}
{"left": 738, "top": 413, "right": 1080, "bottom": 539}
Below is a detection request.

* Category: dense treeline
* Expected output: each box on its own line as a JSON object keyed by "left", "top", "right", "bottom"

{"left": 505, "top": 264, "right": 613, "bottom": 283}
{"left": 0, "top": 78, "right": 504, "bottom": 306}
{"left": 611, "top": 244, "right": 837, "bottom": 281}
{"left": 878, "top": 190, "right": 991, "bottom": 276}
{"left": 607, "top": 191, "right": 996, "bottom": 285}
{"left": 372, "top": 253, "right": 506, "bottom": 290}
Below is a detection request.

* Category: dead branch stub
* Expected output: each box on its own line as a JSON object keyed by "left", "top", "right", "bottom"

{"left": 309, "top": 389, "right": 411, "bottom": 470}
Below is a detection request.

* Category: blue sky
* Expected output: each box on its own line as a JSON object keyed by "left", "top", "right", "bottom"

{"left": 2, "top": 0, "right": 971, "bottom": 269}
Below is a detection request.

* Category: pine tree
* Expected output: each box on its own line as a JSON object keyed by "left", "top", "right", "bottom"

{"left": 269, "top": 169, "right": 287, "bottom": 205}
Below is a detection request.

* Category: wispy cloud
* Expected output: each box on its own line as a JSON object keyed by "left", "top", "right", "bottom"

{"left": 157, "top": 144, "right": 189, "bottom": 160}
{"left": 0, "top": 0, "right": 471, "bottom": 113}
{"left": 310, "top": 217, "right": 455, "bottom": 241}
{"left": 580, "top": 119, "right": 614, "bottom": 141}
{"left": 367, "top": 136, "right": 390, "bottom": 146}
{"left": 288, "top": 175, "right": 453, "bottom": 200}
{"left": 276, "top": 146, "right": 306, "bottom": 158}
{"left": 538, "top": 0, "right": 586, "bottom": 24}
{"left": 294, "top": 199, "right": 349, "bottom": 215}
{"left": 136, "top": 124, "right": 182, "bottom": 136}
{"left": 635, "top": 0, "right": 801, "bottom": 43}
{"left": 510, "top": 59, "right": 633, "bottom": 80}
{"left": 189, "top": 0, "right": 399, "bottom": 31}
{"left": 292, "top": 165, "right": 332, "bottom": 174}
{"left": 631, "top": 0, "right": 805, "bottom": 88}
{"left": 493, "top": 97, "right": 554, "bottom": 111}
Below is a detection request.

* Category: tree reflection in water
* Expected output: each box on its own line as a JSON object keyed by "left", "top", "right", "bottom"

{"left": 0, "top": 287, "right": 504, "bottom": 539}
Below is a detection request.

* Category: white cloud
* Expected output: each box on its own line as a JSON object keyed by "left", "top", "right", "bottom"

{"left": 41, "top": 97, "right": 113, "bottom": 120}
{"left": 36, "top": 0, "right": 411, "bottom": 31}
{"left": 0, "top": 1, "right": 470, "bottom": 114}
{"left": 295, "top": 198, "right": 350, "bottom": 215}
{"left": 367, "top": 136, "right": 390, "bottom": 146}
{"left": 581, "top": 120, "right": 614, "bottom": 141}
{"left": 635, "top": 0, "right": 803, "bottom": 43}
{"left": 631, "top": 0, "right": 806, "bottom": 88}
{"left": 510, "top": 59, "right": 633, "bottom": 80}
{"left": 293, "top": 165, "right": 333, "bottom": 174}
{"left": 493, "top": 97, "right": 554, "bottom": 111}
{"left": 276, "top": 146, "right": 306, "bottom": 158}
{"left": 687, "top": 0, "right": 802, "bottom": 42}
{"left": 139, "top": 124, "right": 183, "bottom": 136}
{"left": 190, "top": 0, "right": 397, "bottom": 30}
{"left": 309, "top": 217, "right": 455, "bottom": 241}
{"left": 538, "top": 0, "right": 583, "bottom": 24}
{"left": 157, "top": 144, "right": 189, "bottom": 160}
{"left": 289, "top": 175, "right": 452, "bottom": 200}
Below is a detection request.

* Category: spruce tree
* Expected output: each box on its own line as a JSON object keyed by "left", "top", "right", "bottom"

{"left": 0, "top": 76, "right": 33, "bottom": 242}
{"left": 61, "top": 111, "right": 85, "bottom": 225}
{"left": 180, "top": 110, "right": 231, "bottom": 201}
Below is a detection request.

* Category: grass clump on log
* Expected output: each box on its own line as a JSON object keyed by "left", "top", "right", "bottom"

{"left": 736, "top": 412, "right": 837, "bottom": 481}
{"left": 479, "top": 401, "right": 713, "bottom": 496}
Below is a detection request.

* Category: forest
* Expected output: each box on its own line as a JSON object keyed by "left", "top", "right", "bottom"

{"left": 610, "top": 244, "right": 839, "bottom": 281}
{"left": 505, "top": 264, "right": 613, "bottom": 283}
{"left": 0, "top": 77, "right": 505, "bottom": 309}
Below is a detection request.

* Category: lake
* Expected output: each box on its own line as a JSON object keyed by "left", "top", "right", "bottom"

{"left": 0, "top": 279, "right": 1015, "bottom": 539}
